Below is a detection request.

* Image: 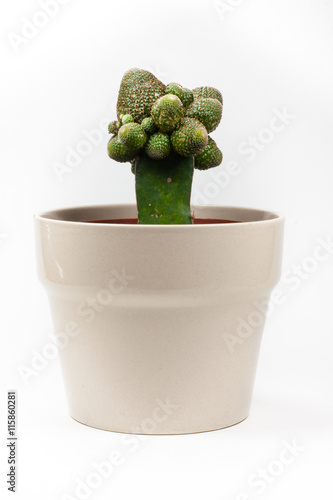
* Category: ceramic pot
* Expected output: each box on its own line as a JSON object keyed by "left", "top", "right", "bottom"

{"left": 34, "top": 204, "right": 284, "bottom": 434}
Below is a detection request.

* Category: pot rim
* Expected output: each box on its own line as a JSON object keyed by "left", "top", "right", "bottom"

{"left": 34, "top": 203, "right": 284, "bottom": 228}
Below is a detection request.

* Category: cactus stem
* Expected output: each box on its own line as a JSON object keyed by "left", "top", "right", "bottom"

{"left": 135, "top": 151, "right": 194, "bottom": 224}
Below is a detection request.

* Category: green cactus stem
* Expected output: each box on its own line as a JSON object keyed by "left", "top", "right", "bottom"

{"left": 135, "top": 151, "right": 194, "bottom": 224}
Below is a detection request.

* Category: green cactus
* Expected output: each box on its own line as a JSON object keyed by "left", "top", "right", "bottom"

{"left": 171, "top": 118, "right": 208, "bottom": 156}
{"left": 141, "top": 117, "right": 157, "bottom": 135}
{"left": 182, "top": 88, "right": 194, "bottom": 107}
{"left": 165, "top": 83, "right": 185, "bottom": 102}
{"left": 118, "top": 123, "right": 147, "bottom": 150}
{"left": 107, "top": 135, "right": 136, "bottom": 163}
{"left": 194, "top": 136, "right": 223, "bottom": 170}
{"left": 121, "top": 114, "right": 134, "bottom": 124}
{"left": 108, "top": 120, "right": 121, "bottom": 134}
{"left": 192, "top": 86, "right": 223, "bottom": 104}
{"left": 186, "top": 98, "right": 222, "bottom": 133}
{"left": 145, "top": 132, "right": 171, "bottom": 160}
{"left": 136, "top": 152, "right": 193, "bottom": 224}
{"left": 117, "top": 68, "right": 166, "bottom": 122}
{"left": 151, "top": 94, "right": 184, "bottom": 133}
{"left": 107, "top": 68, "right": 223, "bottom": 224}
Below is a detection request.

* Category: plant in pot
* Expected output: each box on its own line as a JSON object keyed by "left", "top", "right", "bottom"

{"left": 35, "top": 68, "right": 284, "bottom": 435}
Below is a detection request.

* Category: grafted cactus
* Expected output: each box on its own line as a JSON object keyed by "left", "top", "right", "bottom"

{"left": 107, "top": 68, "right": 223, "bottom": 224}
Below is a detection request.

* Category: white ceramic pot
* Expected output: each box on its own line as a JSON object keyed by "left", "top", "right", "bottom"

{"left": 35, "top": 204, "right": 284, "bottom": 434}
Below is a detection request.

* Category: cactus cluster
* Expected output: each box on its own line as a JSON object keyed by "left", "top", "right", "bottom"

{"left": 107, "top": 68, "right": 223, "bottom": 224}
{"left": 107, "top": 68, "right": 223, "bottom": 171}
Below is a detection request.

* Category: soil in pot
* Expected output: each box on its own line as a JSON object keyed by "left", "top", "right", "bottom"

{"left": 81, "top": 218, "right": 243, "bottom": 224}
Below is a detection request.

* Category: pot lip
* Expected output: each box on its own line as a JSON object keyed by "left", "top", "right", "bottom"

{"left": 34, "top": 203, "right": 284, "bottom": 228}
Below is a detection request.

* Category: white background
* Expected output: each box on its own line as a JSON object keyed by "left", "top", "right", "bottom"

{"left": 1, "top": 0, "right": 333, "bottom": 498}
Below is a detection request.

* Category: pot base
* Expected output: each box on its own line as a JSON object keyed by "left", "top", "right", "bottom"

{"left": 70, "top": 414, "right": 249, "bottom": 435}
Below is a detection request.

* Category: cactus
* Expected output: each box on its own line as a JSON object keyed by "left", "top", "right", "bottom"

{"left": 136, "top": 152, "right": 193, "bottom": 224}
{"left": 192, "top": 86, "right": 223, "bottom": 104}
{"left": 121, "top": 114, "right": 134, "bottom": 124}
{"left": 118, "top": 123, "right": 147, "bottom": 150}
{"left": 145, "top": 132, "right": 171, "bottom": 160}
{"left": 116, "top": 68, "right": 166, "bottom": 123}
{"left": 165, "top": 82, "right": 185, "bottom": 102}
{"left": 171, "top": 118, "right": 208, "bottom": 156}
{"left": 107, "top": 135, "right": 136, "bottom": 163}
{"left": 182, "top": 88, "right": 194, "bottom": 107}
{"left": 141, "top": 117, "right": 157, "bottom": 135}
{"left": 151, "top": 94, "right": 184, "bottom": 132}
{"left": 108, "top": 120, "right": 121, "bottom": 135}
{"left": 185, "top": 98, "right": 222, "bottom": 133}
{"left": 194, "top": 137, "right": 223, "bottom": 170}
{"left": 107, "top": 68, "right": 223, "bottom": 224}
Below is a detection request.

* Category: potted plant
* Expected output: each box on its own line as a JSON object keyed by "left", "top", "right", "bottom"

{"left": 35, "top": 68, "right": 284, "bottom": 434}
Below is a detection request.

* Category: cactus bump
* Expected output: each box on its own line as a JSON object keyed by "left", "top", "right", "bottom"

{"left": 107, "top": 68, "right": 223, "bottom": 224}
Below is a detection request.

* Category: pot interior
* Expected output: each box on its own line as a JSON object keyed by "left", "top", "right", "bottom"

{"left": 37, "top": 204, "right": 281, "bottom": 225}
